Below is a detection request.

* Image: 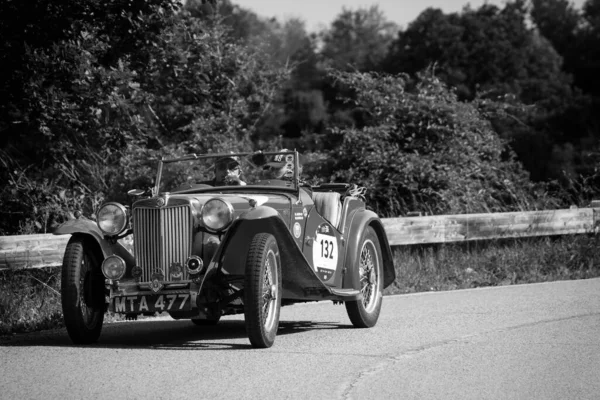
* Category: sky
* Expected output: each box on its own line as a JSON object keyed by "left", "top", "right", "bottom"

{"left": 231, "top": 0, "right": 589, "bottom": 31}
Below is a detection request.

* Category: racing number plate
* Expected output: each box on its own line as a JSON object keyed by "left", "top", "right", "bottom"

{"left": 112, "top": 294, "right": 191, "bottom": 313}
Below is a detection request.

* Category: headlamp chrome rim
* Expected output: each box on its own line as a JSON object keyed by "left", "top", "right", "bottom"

{"left": 97, "top": 202, "right": 128, "bottom": 236}
{"left": 101, "top": 255, "right": 126, "bottom": 281}
{"left": 201, "top": 198, "right": 234, "bottom": 233}
{"left": 186, "top": 255, "right": 205, "bottom": 275}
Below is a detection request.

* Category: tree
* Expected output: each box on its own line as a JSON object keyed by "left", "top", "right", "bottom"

{"left": 576, "top": 0, "right": 600, "bottom": 95}
{"left": 136, "top": 15, "right": 290, "bottom": 154}
{"left": 320, "top": 6, "right": 398, "bottom": 72}
{"left": 184, "top": 0, "right": 271, "bottom": 44}
{"left": 384, "top": 1, "right": 575, "bottom": 102}
{"left": 530, "top": 0, "right": 580, "bottom": 58}
{"left": 380, "top": 0, "right": 600, "bottom": 188}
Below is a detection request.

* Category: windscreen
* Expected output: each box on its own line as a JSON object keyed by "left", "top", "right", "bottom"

{"left": 157, "top": 151, "right": 300, "bottom": 193}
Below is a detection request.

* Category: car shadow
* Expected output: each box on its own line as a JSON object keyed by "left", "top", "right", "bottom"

{"left": 0, "top": 318, "right": 351, "bottom": 350}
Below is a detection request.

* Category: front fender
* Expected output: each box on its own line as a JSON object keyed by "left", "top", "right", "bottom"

{"left": 343, "top": 210, "right": 396, "bottom": 290}
{"left": 239, "top": 205, "right": 280, "bottom": 220}
{"left": 53, "top": 219, "right": 134, "bottom": 266}
{"left": 204, "top": 206, "right": 336, "bottom": 300}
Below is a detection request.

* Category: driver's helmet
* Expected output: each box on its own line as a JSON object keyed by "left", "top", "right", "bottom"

{"left": 263, "top": 149, "right": 299, "bottom": 180}
{"left": 215, "top": 155, "right": 240, "bottom": 173}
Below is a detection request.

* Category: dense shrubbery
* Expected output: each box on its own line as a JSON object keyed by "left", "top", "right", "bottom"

{"left": 325, "top": 70, "right": 552, "bottom": 216}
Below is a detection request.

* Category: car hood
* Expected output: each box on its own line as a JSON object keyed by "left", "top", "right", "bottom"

{"left": 133, "top": 192, "right": 293, "bottom": 218}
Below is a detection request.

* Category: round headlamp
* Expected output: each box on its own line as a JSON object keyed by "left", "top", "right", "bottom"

{"left": 201, "top": 198, "right": 234, "bottom": 232}
{"left": 101, "top": 255, "right": 126, "bottom": 281}
{"left": 97, "top": 202, "right": 128, "bottom": 236}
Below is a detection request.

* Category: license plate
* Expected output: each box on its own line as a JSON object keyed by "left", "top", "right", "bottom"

{"left": 112, "top": 294, "right": 191, "bottom": 313}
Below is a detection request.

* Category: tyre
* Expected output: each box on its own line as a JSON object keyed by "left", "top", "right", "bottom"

{"left": 345, "top": 226, "right": 383, "bottom": 328}
{"left": 243, "top": 233, "right": 282, "bottom": 348}
{"left": 61, "top": 237, "right": 104, "bottom": 344}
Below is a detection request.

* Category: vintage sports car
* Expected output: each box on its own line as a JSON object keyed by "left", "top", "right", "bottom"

{"left": 54, "top": 150, "right": 396, "bottom": 348}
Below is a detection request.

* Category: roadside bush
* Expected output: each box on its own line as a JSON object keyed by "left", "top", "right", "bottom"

{"left": 0, "top": 151, "right": 102, "bottom": 235}
{"left": 326, "top": 69, "right": 548, "bottom": 217}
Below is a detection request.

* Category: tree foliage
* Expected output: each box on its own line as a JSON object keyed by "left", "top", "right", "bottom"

{"left": 384, "top": 1, "right": 571, "bottom": 102}
{"left": 380, "top": 0, "right": 600, "bottom": 189}
{"left": 326, "top": 70, "right": 543, "bottom": 216}
{"left": 321, "top": 6, "right": 397, "bottom": 72}
{"left": 0, "top": 0, "right": 289, "bottom": 234}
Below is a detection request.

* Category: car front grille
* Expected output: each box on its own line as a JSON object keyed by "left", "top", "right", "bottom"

{"left": 133, "top": 205, "right": 192, "bottom": 282}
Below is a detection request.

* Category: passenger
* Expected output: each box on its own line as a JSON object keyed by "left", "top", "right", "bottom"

{"left": 214, "top": 156, "right": 246, "bottom": 186}
{"left": 262, "top": 149, "right": 300, "bottom": 181}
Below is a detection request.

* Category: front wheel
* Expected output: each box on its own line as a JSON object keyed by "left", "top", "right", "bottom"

{"left": 244, "top": 233, "right": 282, "bottom": 348}
{"left": 61, "top": 237, "right": 105, "bottom": 344}
{"left": 345, "top": 226, "right": 383, "bottom": 328}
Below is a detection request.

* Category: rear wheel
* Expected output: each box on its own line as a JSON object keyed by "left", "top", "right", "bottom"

{"left": 61, "top": 237, "right": 105, "bottom": 344}
{"left": 244, "top": 233, "right": 282, "bottom": 348}
{"left": 345, "top": 226, "right": 383, "bottom": 328}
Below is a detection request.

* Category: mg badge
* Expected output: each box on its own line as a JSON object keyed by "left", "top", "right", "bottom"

{"left": 150, "top": 279, "right": 163, "bottom": 293}
{"left": 150, "top": 270, "right": 165, "bottom": 293}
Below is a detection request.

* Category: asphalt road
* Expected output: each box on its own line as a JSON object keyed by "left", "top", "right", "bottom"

{"left": 1, "top": 278, "right": 599, "bottom": 400}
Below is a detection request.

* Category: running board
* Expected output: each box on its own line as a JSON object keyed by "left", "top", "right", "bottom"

{"left": 329, "top": 288, "right": 362, "bottom": 300}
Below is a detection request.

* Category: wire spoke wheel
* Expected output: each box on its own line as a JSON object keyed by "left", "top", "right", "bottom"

{"left": 359, "top": 241, "right": 378, "bottom": 311}
{"left": 244, "top": 233, "right": 282, "bottom": 348}
{"left": 61, "top": 236, "right": 104, "bottom": 344}
{"left": 346, "top": 227, "right": 383, "bottom": 328}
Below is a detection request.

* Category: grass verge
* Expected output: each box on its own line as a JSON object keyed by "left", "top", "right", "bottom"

{"left": 0, "top": 268, "right": 63, "bottom": 336}
{"left": 384, "top": 235, "right": 600, "bottom": 294}
{"left": 2, "top": 235, "right": 600, "bottom": 336}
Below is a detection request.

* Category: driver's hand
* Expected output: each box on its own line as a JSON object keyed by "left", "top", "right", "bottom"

{"left": 224, "top": 175, "right": 246, "bottom": 186}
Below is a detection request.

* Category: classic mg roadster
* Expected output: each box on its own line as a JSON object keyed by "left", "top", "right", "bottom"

{"left": 54, "top": 150, "right": 396, "bottom": 348}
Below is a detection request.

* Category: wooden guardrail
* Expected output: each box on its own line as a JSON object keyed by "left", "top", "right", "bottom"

{"left": 1, "top": 207, "right": 599, "bottom": 270}
{"left": 381, "top": 207, "right": 599, "bottom": 245}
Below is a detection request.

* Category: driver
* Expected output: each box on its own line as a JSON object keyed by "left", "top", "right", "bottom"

{"left": 214, "top": 156, "right": 246, "bottom": 186}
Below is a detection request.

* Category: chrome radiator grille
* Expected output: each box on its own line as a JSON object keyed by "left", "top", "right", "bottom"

{"left": 133, "top": 205, "right": 192, "bottom": 282}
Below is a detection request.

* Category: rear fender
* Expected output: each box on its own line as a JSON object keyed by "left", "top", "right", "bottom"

{"left": 206, "top": 206, "right": 334, "bottom": 300}
{"left": 342, "top": 210, "right": 396, "bottom": 290}
{"left": 53, "top": 219, "right": 135, "bottom": 268}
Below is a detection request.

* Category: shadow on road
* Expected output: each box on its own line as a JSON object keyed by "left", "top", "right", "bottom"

{"left": 0, "top": 318, "right": 350, "bottom": 350}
